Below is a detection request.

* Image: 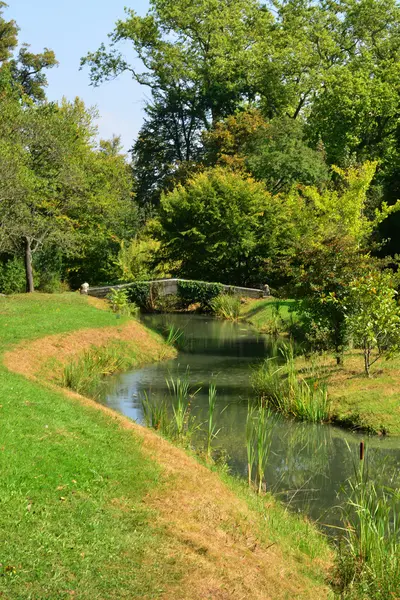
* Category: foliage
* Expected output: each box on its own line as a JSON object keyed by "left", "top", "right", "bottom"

{"left": 0, "top": 256, "right": 26, "bottom": 294}
{"left": 114, "top": 235, "right": 162, "bottom": 283}
{"left": 205, "top": 110, "right": 329, "bottom": 193}
{"left": 336, "top": 448, "right": 400, "bottom": 600}
{"left": 158, "top": 167, "right": 276, "bottom": 286}
{"left": 177, "top": 280, "right": 223, "bottom": 310}
{"left": 210, "top": 294, "right": 241, "bottom": 321}
{"left": 344, "top": 271, "right": 400, "bottom": 377}
{"left": 107, "top": 287, "right": 139, "bottom": 317}
{"left": 252, "top": 345, "right": 331, "bottom": 423}
{"left": 206, "top": 383, "right": 220, "bottom": 461}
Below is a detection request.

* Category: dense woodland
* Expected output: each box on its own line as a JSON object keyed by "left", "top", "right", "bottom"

{"left": 2, "top": 0, "right": 400, "bottom": 357}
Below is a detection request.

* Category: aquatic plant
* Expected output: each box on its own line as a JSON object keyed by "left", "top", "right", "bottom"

{"left": 141, "top": 391, "right": 170, "bottom": 435}
{"left": 251, "top": 344, "right": 330, "bottom": 423}
{"left": 245, "top": 403, "right": 276, "bottom": 493}
{"left": 206, "top": 383, "right": 221, "bottom": 461}
{"left": 61, "top": 343, "right": 134, "bottom": 399}
{"left": 336, "top": 442, "right": 400, "bottom": 599}
{"left": 246, "top": 404, "right": 257, "bottom": 488}
{"left": 210, "top": 294, "right": 241, "bottom": 321}
{"left": 166, "top": 369, "right": 200, "bottom": 442}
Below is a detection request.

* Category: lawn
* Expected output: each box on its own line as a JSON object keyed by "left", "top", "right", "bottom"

{"left": 240, "top": 297, "right": 297, "bottom": 331}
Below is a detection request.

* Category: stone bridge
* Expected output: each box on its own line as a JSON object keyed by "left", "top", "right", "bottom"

{"left": 85, "top": 278, "right": 269, "bottom": 300}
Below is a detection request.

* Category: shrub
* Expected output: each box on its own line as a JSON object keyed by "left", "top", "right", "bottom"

{"left": 177, "top": 280, "right": 223, "bottom": 310}
{"left": 0, "top": 257, "right": 26, "bottom": 294}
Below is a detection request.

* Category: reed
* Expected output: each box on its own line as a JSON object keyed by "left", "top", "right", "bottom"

{"left": 246, "top": 404, "right": 257, "bottom": 488}
{"left": 337, "top": 442, "right": 400, "bottom": 599}
{"left": 251, "top": 344, "right": 330, "bottom": 423}
{"left": 165, "top": 324, "right": 184, "bottom": 347}
{"left": 61, "top": 343, "right": 133, "bottom": 399}
{"left": 210, "top": 294, "right": 241, "bottom": 321}
{"left": 206, "top": 383, "right": 221, "bottom": 461}
{"left": 141, "top": 391, "right": 170, "bottom": 435}
{"left": 166, "top": 370, "right": 200, "bottom": 442}
{"left": 245, "top": 403, "right": 276, "bottom": 493}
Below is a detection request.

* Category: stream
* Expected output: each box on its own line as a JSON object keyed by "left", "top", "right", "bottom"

{"left": 104, "top": 313, "right": 400, "bottom": 528}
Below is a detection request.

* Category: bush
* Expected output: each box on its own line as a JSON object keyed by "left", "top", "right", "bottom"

{"left": 0, "top": 257, "right": 26, "bottom": 294}
{"left": 177, "top": 280, "right": 223, "bottom": 310}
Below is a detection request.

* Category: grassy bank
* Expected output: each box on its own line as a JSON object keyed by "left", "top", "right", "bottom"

{"left": 240, "top": 297, "right": 297, "bottom": 333}
{"left": 0, "top": 293, "right": 332, "bottom": 599}
{"left": 293, "top": 352, "right": 400, "bottom": 435}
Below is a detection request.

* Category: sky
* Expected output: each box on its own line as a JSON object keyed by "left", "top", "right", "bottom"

{"left": 6, "top": 0, "right": 151, "bottom": 151}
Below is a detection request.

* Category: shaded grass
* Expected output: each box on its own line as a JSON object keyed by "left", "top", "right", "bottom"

{"left": 240, "top": 297, "right": 297, "bottom": 332}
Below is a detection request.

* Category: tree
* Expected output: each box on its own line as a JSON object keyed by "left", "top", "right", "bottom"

{"left": 204, "top": 109, "right": 329, "bottom": 193}
{"left": 0, "top": 3, "right": 57, "bottom": 101}
{"left": 345, "top": 272, "right": 400, "bottom": 377}
{"left": 0, "top": 97, "right": 137, "bottom": 292}
{"left": 157, "top": 167, "right": 276, "bottom": 286}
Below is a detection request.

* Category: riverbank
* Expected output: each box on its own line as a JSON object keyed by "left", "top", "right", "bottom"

{"left": 240, "top": 297, "right": 296, "bottom": 333}
{"left": 0, "top": 293, "right": 332, "bottom": 599}
{"left": 293, "top": 352, "right": 400, "bottom": 435}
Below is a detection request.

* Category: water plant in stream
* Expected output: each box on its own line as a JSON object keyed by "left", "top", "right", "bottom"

{"left": 336, "top": 441, "right": 400, "bottom": 599}
{"left": 166, "top": 369, "right": 200, "bottom": 442}
{"left": 251, "top": 344, "right": 330, "bottom": 423}
{"left": 210, "top": 294, "right": 241, "bottom": 321}
{"left": 206, "top": 383, "right": 221, "bottom": 461}
{"left": 141, "top": 391, "right": 170, "bottom": 435}
{"left": 246, "top": 403, "right": 276, "bottom": 494}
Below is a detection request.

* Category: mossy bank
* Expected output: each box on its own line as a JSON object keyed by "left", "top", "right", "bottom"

{"left": 0, "top": 293, "right": 333, "bottom": 599}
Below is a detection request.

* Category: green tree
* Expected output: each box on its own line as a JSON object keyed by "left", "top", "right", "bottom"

{"left": 0, "top": 97, "right": 137, "bottom": 292}
{"left": 345, "top": 271, "right": 400, "bottom": 377}
{"left": 157, "top": 167, "right": 276, "bottom": 286}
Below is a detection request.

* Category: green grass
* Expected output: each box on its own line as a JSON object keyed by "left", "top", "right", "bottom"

{"left": 240, "top": 298, "right": 297, "bottom": 332}
{"left": 293, "top": 351, "right": 400, "bottom": 435}
{"left": 335, "top": 449, "right": 400, "bottom": 599}
{"left": 0, "top": 294, "right": 183, "bottom": 598}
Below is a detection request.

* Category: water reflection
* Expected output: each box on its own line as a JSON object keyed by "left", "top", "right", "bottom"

{"left": 104, "top": 313, "right": 400, "bottom": 528}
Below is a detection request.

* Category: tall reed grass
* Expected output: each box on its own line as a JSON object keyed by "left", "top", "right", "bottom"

{"left": 246, "top": 403, "right": 276, "bottom": 493}
{"left": 210, "top": 294, "right": 241, "bottom": 321}
{"left": 251, "top": 344, "right": 330, "bottom": 423}
{"left": 141, "top": 391, "right": 170, "bottom": 434}
{"left": 61, "top": 343, "right": 135, "bottom": 399}
{"left": 336, "top": 442, "right": 400, "bottom": 599}
{"left": 166, "top": 370, "right": 200, "bottom": 442}
{"left": 206, "top": 383, "right": 221, "bottom": 460}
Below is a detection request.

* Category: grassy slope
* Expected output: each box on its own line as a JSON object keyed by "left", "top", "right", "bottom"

{"left": 0, "top": 293, "right": 332, "bottom": 599}
{"left": 240, "top": 297, "right": 296, "bottom": 331}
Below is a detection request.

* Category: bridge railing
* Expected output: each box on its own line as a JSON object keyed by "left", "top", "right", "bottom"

{"left": 84, "top": 278, "right": 269, "bottom": 300}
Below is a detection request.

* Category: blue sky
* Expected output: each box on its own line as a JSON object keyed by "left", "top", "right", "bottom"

{"left": 6, "top": 0, "right": 151, "bottom": 151}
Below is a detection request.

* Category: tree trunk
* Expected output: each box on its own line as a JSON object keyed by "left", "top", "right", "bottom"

{"left": 24, "top": 237, "right": 34, "bottom": 293}
{"left": 364, "top": 342, "right": 370, "bottom": 378}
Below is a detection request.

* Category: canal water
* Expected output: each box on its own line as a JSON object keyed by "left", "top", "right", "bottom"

{"left": 104, "top": 313, "right": 400, "bottom": 528}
